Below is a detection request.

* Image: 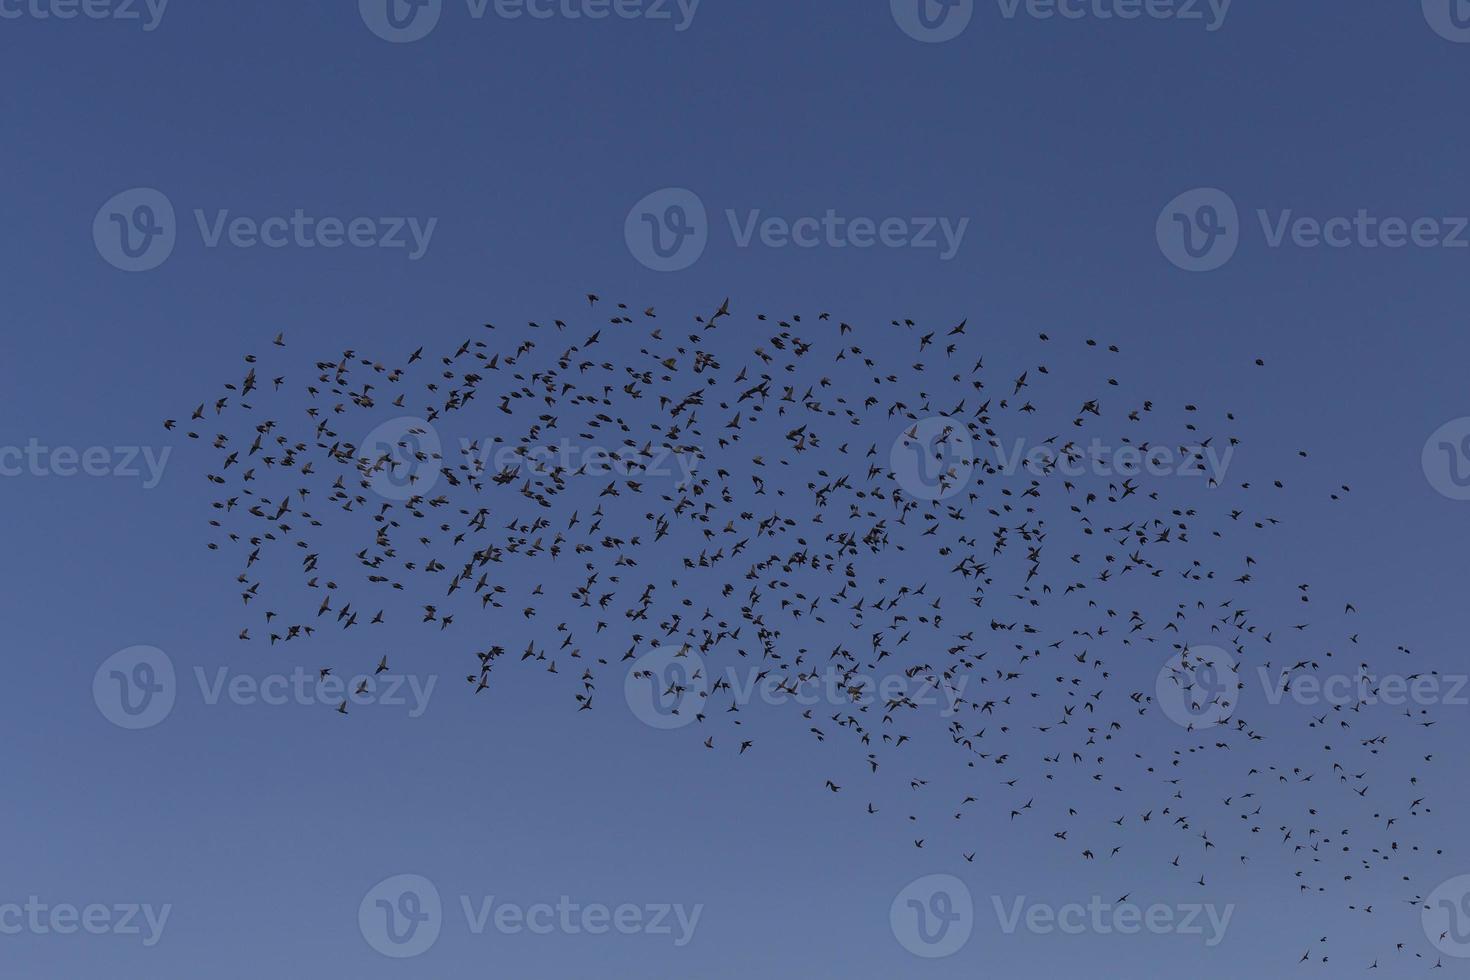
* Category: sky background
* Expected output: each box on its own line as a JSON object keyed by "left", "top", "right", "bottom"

{"left": 4, "top": 1, "right": 1470, "bottom": 977}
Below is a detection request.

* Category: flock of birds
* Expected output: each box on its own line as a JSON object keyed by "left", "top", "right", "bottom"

{"left": 169, "top": 297, "right": 1453, "bottom": 969}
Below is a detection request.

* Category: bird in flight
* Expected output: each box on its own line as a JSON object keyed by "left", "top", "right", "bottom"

{"left": 171, "top": 297, "right": 1448, "bottom": 967}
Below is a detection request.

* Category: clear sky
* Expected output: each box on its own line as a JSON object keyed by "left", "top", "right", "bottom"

{"left": 4, "top": 2, "right": 1470, "bottom": 977}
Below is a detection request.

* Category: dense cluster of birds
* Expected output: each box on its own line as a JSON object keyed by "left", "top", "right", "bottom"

{"left": 168, "top": 298, "right": 1452, "bottom": 969}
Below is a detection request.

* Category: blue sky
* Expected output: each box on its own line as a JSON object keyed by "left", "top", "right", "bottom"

{"left": 5, "top": 2, "right": 1470, "bottom": 977}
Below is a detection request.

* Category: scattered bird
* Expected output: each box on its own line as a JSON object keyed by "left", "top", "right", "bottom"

{"left": 172, "top": 297, "right": 1448, "bottom": 966}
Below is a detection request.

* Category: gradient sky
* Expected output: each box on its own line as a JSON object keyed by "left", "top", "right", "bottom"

{"left": 4, "top": 2, "right": 1470, "bottom": 977}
